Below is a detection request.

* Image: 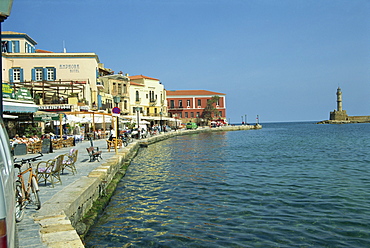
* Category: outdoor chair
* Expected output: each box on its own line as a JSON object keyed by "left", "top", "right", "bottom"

{"left": 106, "top": 138, "right": 122, "bottom": 152}
{"left": 62, "top": 148, "right": 78, "bottom": 175}
{"left": 35, "top": 154, "right": 64, "bottom": 187}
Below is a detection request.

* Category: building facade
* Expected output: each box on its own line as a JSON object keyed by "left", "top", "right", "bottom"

{"left": 128, "top": 75, "right": 168, "bottom": 122}
{"left": 2, "top": 31, "right": 100, "bottom": 114}
{"left": 166, "top": 90, "right": 226, "bottom": 125}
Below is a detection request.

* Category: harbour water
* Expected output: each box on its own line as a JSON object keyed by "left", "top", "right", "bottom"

{"left": 84, "top": 122, "right": 370, "bottom": 247}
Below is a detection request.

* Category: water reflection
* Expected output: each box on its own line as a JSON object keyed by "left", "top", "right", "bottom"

{"left": 85, "top": 124, "right": 370, "bottom": 247}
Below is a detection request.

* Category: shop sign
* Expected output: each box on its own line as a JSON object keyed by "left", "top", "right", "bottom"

{"left": 38, "top": 105, "right": 72, "bottom": 111}
{"left": 79, "top": 106, "right": 89, "bottom": 111}
{"left": 34, "top": 113, "right": 59, "bottom": 122}
{"left": 2, "top": 83, "right": 15, "bottom": 99}
{"left": 16, "top": 87, "right": 33, "bottom": 101}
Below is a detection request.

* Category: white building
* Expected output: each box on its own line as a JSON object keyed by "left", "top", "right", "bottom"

{"left": 2, "top": 31, "right": 100, "bottom": 113}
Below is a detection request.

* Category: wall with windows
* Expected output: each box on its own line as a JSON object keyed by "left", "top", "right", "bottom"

{"left": 1, "top": 31, "right": 37, "bottom": 54}
{"left": 166, "top": 90, "right": 227, "bottom": 124}
{"left": 128, "top": 75, "right": 167, "bottom": 117}
{"left": 2, "top": 53, "right": 99, "bottom": 105}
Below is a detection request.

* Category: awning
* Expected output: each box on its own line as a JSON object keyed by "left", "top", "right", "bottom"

{"left": 3, "top": 114, "right": 18, "bottom": 119}
{"left": 3, "top": 100, "right": 39, "bottom": 113}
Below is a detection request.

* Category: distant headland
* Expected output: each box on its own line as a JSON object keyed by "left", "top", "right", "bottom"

{"left": 317, "top": 87, "right": 370, "bottom": 124}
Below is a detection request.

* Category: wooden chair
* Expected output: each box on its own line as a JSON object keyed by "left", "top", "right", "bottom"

{"left": 27, "top": 140, "right": 42, "bottom": 153}
{"left": 62, "top": 149, "right": 78, "bottom": 175}
{"left": 106, "top": 138, "right": 122, "bottom": 152}
{"left": 36, "top": 154, "right": 64, "bottom": 187}
{"left": 52, "top": 139, "right": 61, "bottom": 150}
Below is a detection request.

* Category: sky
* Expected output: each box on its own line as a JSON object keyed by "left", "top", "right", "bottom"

{"left": 3, "top": 0, "right": 370, "bottom": 123}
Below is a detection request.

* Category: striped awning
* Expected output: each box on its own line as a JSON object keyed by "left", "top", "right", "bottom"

{"left": 3, "top": 100, "right": 39, "bottom": 113}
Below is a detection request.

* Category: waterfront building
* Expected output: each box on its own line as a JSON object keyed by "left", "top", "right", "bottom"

{"left": 1, "top": 31, "right": 103, "bottom": 135}
{"left": 2, "top": 31, "right": 100, "bottom": 113}
{"left": 97, "top": 73, "right": 130, "bottom": 114}
{"left": 128, "top": 75, "right": 169, "bottom": 127}
{"left": 166, "top": 90, "right": 227, "bottom": 125}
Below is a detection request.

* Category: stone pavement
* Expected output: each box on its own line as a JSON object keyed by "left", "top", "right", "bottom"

{"left": 14, "top": 137, "right": 125, "bottom": 248}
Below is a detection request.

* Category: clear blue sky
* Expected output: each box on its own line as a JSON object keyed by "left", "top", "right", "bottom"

{"left": 3, "top": 0, "right": 370, "bottom": 123}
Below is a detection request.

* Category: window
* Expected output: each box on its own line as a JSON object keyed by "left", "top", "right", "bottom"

{"left": 219, "top": 111, "right": 222, "bottom": 117}
{"left": 170, "top": 100, "right": 174, "bottom": 108}
{"left": 197, "top": 99, "right": 201, "bottom": 106}
{"left": 123, "top": 84, "right": 127, "bottom": 94}
{"left": 124, "top": 100, "right": 127, "bottom": 110}
{"left": 179, "top": 113, "right": 182, "bottom": 118}
{"left": 13, "top": 68, "right": 21, "bottom": 82}
{"left": 187, "top": 100, "right": 190, "bottom": 107}
{"left": 196, "top": 112, "right": 200, "bottom": 117}
{"left": 191, "top": 112, "right": 194, "bottom": 118}
{"left": 179, "top": 100, "right": 182, "bottom": 107}
{"left": 9, "top": 68, "right": 23, "bottom": 82}
{"left": 31, "top": 68, "right": 44, "bottom": 81}
{"left": 113, "top": 83, "right": 117, "bottom": 94}
{"left": 185, "top": 112, "right": 188, "bottom": 118}
{"left": 135, "top": 91, "right": 140, "bottom": 101}
{"left": 45, "top": 68, "right": 56, "bottom": 81}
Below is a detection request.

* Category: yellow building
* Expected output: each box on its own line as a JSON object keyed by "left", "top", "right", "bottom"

{"left": 128, "top": 75, "right": 169, "bottom": 126}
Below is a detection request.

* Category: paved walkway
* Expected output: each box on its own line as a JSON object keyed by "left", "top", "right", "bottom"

{"left": 15, "top": 137, "right": 130, "bottom": 248}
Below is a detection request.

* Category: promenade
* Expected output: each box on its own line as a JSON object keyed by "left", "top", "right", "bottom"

{"left": 15, "top": 137, "right": 111, "bottom": 247}
{"left": 15, "top": 125, "right": 261, "bottom": 247}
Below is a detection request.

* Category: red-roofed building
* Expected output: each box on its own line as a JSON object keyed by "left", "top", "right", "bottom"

{"left": 166, "top": 90, "right": 226, "bottom": 125}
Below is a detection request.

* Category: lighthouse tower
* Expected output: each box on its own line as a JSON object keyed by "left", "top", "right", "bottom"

{"left": 336, "top": 87, "right": 342, "bottom": 111}
{"left": 330, "top": 87, "right": 347, "bottom": 121}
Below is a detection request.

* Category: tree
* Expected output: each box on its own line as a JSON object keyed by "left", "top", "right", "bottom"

{"left": 202, "top": 96, "right": 220, "bottom": 124}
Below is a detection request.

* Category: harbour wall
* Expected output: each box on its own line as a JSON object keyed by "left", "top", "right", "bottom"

{"left": 34, "top": 125, "right": 261, "bottom": 247}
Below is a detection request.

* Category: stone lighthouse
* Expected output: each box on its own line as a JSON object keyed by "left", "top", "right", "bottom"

{"left": 329, "top": 87, "right": 348, "bottom": 121}
{"left": 336, "top": 87, "right": 343, "bottom": 111}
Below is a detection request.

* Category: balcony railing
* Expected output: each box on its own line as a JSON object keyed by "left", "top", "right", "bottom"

{"left": 168, "top": 106, "right": 184, "bottom": 110}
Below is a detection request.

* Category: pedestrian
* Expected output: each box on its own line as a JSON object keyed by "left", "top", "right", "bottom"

{"left": 109, "top": 126, "right": 115, "bottom": 141}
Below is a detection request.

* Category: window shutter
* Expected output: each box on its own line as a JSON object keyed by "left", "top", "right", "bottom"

{"left": 53, "top": 67, "right": 56, "bottom": 80}
{"left": 9, "top": 69, "right": 13, "bottom": 82}
{"left": 14, "top": 41, "right": 20, "bottom": 53}
{"left": 20, "top": 68, "right": 24, "bottom": 82}
{"left": 31, "top": 68, "right": 36, "bottom": 81}
{"left": 43, "top": 68, "right": 48, "bottom": 80}
{"left": 7, "top": 41, "right": 12, "bottom": 53}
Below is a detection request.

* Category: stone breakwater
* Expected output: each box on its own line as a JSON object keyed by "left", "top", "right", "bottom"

{"left": 34, "top": 125, "right": 261, "bottom": 247}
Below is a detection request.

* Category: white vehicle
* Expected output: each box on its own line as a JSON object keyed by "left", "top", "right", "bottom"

{"left": 0, "top": 118, "right": 17, "bottom": 247}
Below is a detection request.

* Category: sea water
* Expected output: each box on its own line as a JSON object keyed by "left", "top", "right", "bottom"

{"left": 84, "top": 122, "right": 370, "bottom": 247}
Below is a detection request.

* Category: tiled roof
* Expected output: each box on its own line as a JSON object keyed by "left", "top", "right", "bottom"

{"left": 129, "top": 75, "right": 160, "bottom": 81}
{"left": 130, "top": 82, "right": 144, "bottom": 86}
{"left": 166, "top": 90, "right": 225, "bottom": 96}
{"left": 35, "top": 49, "right": 54, "bottom": 53}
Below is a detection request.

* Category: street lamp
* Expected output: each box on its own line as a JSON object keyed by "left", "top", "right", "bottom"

{"left": 0, "top": 0, "right": 14, "bottom": 119}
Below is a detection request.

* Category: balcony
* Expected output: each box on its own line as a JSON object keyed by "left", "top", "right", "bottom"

{"left": 168, "top": 105, "right": 184, "bottom": 110}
